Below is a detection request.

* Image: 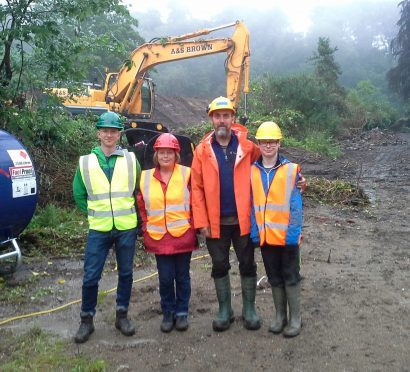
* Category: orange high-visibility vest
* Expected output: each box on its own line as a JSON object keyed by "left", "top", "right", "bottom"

{"left": 251, "top": 163, "right": 298, "bottom": 246}
{"left": 140, "top": 164, "right": 191, "bottom": 240}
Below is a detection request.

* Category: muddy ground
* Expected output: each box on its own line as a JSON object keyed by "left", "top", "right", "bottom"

{"left": 0, "top": 129, "right": 409, "bottom": 371}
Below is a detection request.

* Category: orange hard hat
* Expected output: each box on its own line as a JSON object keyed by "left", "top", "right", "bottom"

{"left": 153, "top": 133, "right": 181, "bottom": 152}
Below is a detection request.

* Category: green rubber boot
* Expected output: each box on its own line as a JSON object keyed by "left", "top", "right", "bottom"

{"left": 241, "top": 276, "right": 261, "bottom": 330}
{"left": 283, "top": 283, "right": 302, "bottom": 337}
{"left": 212, "top": 275, "right": 234, "bottom": 332}
{"left": 269, "top": 287, "right": 287, "bottom": 334}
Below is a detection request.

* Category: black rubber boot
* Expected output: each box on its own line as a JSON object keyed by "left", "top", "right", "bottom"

{"left": 160, "top": 311, "right": 175, "bottom": 333}
{"left": 212, "top": 275, "right": 234, "bottom": 332}
{"left": 115, "top": 309, "right": 135, "bottom": 336}
{"left": 175, "top": 315, "right": 189, "bottom": 331}
{"left": 283, "top": 283, "right": 302, "bottom": 337}
{"left": 241, "top": 276, "right": 261, "bottom": 330}
{"left": 74, "top": 314, "right": 95, "bottom": 344}
{"left": 269, "top": 287, "right": 287, "bottom": 334}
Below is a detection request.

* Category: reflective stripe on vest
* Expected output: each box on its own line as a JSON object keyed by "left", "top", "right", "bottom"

{"left": 140, "top": 164, "right": 191, "bottom": 240}
{"left": 251, "top": 163, "right": 298, "bottom": 246}
{"left": 79, "top": 150, "right": 137, "bottom": 231}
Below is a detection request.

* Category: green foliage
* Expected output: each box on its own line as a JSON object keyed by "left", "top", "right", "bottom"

{"left": 0, "top": 327, "right": 106, "bottom": 371}
{"left": 303, "top": 133, "right": 342, "bottom": 158}
{"left": 177, "top": 122, "right": 213, "bottom": 145}
{"left": 346, "top": 80, "right": 399, "bottom": 129}
{"left": 0, "top": 0, "right": 142, "bottom": 95}
{"left": 1, "top": 105, "right": 98, "bottom": 205}
{"left": 1, "top": 106, "right": 97, "bottom": 156}
{"left": 309, "top": 37, "right": 343, "bottom": 93}
{"left": 249, "top": 73, "right": 346, "bottom": 137}
{"left": 20, "top": 205, "right": 88, "bottom": 257}
{"left": 248, "top": 34, "right": 399, "bottom": 145}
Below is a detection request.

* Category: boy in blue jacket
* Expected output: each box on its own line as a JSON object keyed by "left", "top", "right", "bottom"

{"left": 250, "top": 121, "right": 303, "bottom": 337}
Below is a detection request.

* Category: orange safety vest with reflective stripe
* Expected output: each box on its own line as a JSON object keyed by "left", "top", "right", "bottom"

{"left": 140, "top": 164, "right": 191, "bottom": 240}
{"left": 79, "top": 150, "right": 137, "bottom": 232}
{"left": 251, "top": 162, "right": 298, "bottom": 246}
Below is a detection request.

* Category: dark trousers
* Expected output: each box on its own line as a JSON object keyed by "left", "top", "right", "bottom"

{"left": 155, "top": 251, "right": 192, "bottom": 316}
{"left": 81, "top": 228, "right": 136, "bottom": 315}
{"left": 206, "top": 224, "right": 257, "bottom": 279}
{"left": 260, "top": 245, "right": 301, "bottom": 287}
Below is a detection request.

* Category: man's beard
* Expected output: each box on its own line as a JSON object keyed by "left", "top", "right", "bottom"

{"left": 216, "top": 126, "right": 229, "bottom": 139}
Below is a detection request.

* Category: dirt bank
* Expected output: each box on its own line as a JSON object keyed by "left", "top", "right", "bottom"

{"left": 0, "top": 131, "right": 409, "bottom": 371}
{"left": 151, "top": 95, "right": 210, "bottom": 129}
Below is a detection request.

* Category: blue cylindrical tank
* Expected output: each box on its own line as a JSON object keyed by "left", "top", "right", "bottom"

{"left": 0, "top": 130, "right": 38, "bottom": 242}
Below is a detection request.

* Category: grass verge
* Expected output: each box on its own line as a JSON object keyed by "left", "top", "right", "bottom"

{"left": 0, "top": 327, "right": 106, "bottom": 371}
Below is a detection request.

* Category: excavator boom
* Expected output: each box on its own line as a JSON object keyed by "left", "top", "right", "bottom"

{"left": 49, "top": 21, "right": 250, "bottom": 169}
{"left": 107, "top": 20, "right": 250, "bottom": 118}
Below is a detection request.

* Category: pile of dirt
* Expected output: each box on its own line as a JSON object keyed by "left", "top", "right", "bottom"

{"left": 343, "top": 127, "right": 408, "bottom": 150}
{"left": 151, "top": 95, "right": 210, "bottom": 130}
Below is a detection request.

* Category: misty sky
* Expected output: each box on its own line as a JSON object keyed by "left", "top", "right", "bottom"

{"left": 129, "top": 0, "right": 396, "bottom": 32}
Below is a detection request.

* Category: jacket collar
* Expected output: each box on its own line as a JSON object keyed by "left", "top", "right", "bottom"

{"left": 254, "top": 154, "right": 289, "bottom": 170}
{"left": 202, "top": 123, "right": 250, "bottom": 147}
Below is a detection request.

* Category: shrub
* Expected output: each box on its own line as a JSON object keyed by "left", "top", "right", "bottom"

{"left": 20, "top": 204, "right": 88, "bottom": 256}
{"left": 249, "top": 73, "right": 348, "bottom": 138}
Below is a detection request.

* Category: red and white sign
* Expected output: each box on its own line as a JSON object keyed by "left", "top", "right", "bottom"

{"left": 7, "top": 149, "right": 32, "bottom": 166}
{"left": 9, "top": 166, "right": 34, "bottom": 179}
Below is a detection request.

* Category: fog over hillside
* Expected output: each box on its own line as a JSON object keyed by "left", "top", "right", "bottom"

{"left": 129, "top": 1, "right": 399, "bottom": 98}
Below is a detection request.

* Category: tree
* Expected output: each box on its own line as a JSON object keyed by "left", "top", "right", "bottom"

{"left": 309, "top": 37, "right": 343, "bottom": 92}
{"left": 0, "top": 0, "right": 142, "bottom": 98}
{"left": 387, "top": 0, "right": 410, "bottom": 100}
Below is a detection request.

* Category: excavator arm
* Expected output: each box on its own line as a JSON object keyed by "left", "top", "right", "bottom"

{"left": 106, "top": 20, "right": 250, "bottom": 118}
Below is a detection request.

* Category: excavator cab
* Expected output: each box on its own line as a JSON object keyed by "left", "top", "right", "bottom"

{"left": 122, "top": 128, "right": 194, "bottom": 170}
{"left": 120, "top": 77, "right": 195, "bottom": 170}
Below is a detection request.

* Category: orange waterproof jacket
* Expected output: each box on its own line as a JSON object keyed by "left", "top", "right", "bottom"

{"left": 191, "top": 123, "right": 260, "bottom": 238}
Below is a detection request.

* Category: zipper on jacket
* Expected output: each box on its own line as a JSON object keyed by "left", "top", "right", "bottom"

{"left": 262, "top": 163, "right": 281, "bottom": 232}
{"left": 163, "top": 187, "right": 167, "bottom": 231}
{"left": 107, "top": 157, "right": 115, "bottom": 229}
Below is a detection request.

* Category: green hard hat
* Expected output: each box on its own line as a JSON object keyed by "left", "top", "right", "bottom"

{"left": 96, "top": 111, "right": 124, "bottom": 129}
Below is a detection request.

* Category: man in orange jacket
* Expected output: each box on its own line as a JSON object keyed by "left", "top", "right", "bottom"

{"left": 191, "top": 96, "right": 261, "bottom": 332}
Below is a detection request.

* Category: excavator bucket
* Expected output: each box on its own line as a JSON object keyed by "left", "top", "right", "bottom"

{"left": 123, "top": 128, "right": 195, "bottom": 170}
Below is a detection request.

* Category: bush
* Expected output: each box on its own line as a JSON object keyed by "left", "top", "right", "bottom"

{"left": 1, "top": 105, "right": 98, "bottom": 206}
{"left": 2, "top": 106, "right": 97, "bottom": 157}
{"left": 178, "top": 122, "right": 212, "bottom": 145}
{"left": 303, "top": 133, "right": 342, "bottom": 158}
{"left": 345, "top": 80, "right": 399, "bottom": 130}
{"left": 249, "top": 73, "right": 348, "bottom": 137}
{"left": 20, "top": 204, "right": 88, "bottom": 257}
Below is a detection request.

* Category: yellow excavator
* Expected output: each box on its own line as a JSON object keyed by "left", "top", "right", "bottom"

{"left": 55, "top": 20, "right": 249, "bottom": 123}
{"left": 54, "top": 20, "right": 250, "bottom": 168}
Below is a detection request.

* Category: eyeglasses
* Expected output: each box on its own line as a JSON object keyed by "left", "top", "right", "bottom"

{"left": 259, "top": 140, "right": 280, "bottom": 147}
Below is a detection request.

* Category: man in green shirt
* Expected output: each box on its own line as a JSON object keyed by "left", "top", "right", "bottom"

{"left": 72, "top": 111, "right": 141, "bottom": 343}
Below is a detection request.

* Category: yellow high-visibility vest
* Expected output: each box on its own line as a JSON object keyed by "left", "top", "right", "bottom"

{"left": 79, "top": 150, "right": 137, "bottom": 232}
{"left": 140, "top": 164, "right": 191, "bottom": 240}
{"left": 251, "top": 163, "right": 298, "bottom": 246}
